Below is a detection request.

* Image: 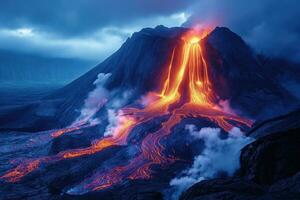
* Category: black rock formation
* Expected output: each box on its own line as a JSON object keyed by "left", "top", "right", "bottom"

{"left": 180, "top": 111, "right": 300, "bottom": 200}
{"left": 240, "top": 129, "right": 300, "bottom": 185}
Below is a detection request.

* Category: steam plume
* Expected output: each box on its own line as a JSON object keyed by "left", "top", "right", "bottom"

{"left": 169, "top": 125, "right": 254, "bottom": 199}
{"left": 72, "top": 73, "right": 111, "bottom": 126}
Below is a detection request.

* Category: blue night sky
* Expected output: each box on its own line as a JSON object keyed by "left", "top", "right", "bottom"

{"left": 0, "top": 0, "right": 299, "bottom": 62}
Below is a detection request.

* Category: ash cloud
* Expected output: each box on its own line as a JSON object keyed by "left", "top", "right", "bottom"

{"left": 183, "top": 0, "right": 300, "bottom": 61}
{"left": 169, "top": 125, "right": 254, "bottom": 199}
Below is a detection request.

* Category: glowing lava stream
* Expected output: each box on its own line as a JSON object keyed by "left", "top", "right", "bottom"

{"left": 1, "top": 31, "right": 253, "bottom": 193}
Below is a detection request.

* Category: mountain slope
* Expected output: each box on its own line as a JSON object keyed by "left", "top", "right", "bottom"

{"left": 0, "top": 26, "right": 298, "bottom": 131}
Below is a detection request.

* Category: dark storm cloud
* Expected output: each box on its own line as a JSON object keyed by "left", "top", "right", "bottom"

{"left": 0, "top": 0, "right": 299, "bottom": 61}
{"left": 184, "top": 0, "right": 300, "bottom": 60}
{"left": 0, "top": 0, "right": 195, "bottom": 36}
{"left": 0, "top": 0, "right": 194, "bottom": 60}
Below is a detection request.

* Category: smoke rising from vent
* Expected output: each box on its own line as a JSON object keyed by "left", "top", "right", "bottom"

{"left": 104, "top": 90, "right": 134, "bottom": 137}
{"left": 169, "top": 125, "right": 254, "bottom": 199}
{"left": 72, "top": 73, "right": 111, "bottom": 126}
{"left": 104, "top": 109, "right": 127, "bottom": 137}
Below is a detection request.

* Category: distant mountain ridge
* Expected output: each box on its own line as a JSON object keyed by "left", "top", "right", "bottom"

{"left": 0, "top": 50, "right": 96, "bottom": 85}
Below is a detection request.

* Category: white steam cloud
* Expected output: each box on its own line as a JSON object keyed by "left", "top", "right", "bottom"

{"left": 170, "top": 125, "right": 254, "bottom": 199}
{"left": 104, "top": 109, "right": 128, "bottom": 137}
{"left": 72, "top": 73, "right": 111, "bottom": 126}
{"left": 103, "top": 90, "right": 134, "bottom": 137}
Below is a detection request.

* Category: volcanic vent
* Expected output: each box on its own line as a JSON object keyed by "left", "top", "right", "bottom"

{"left": 0, "top": 28, "right": 253, "bottom": 196}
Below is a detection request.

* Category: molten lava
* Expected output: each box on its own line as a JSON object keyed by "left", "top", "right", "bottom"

{"left": 1, "top": 30, "right": 253, "bottom": 194}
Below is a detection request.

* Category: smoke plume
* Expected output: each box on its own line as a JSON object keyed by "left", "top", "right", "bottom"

{"left": 102, "top": 90, "right": 134, "bottom": 137}
{"left": 104, "top": 109, "right": 128, "bottom": 137}
{"left": 169, "top": 125, "right": 254, "bottom": 199}
{"left": 72, "top": 73, "right": 111, "bottom": 126}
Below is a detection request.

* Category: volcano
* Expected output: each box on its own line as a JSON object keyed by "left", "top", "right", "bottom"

{"left": 0, "top": 26, "right": 299, "bottom": 200}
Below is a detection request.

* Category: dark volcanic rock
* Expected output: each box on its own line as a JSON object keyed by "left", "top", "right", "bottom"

{"left": 49, "top": 125, "right": 103, "bottom": 154}
{"left": 181, "top": 115, "right": 300, "bottom": 200}
{"left": 180, "top": 178, "right": 264, "bottom": 200}
{"left": 203, "top": 27, "right": 297, "bottom": 120}
{"left": 240, "top": 128, "right": 300, "bottom": 185}
{"left": 180, "top": 174, "right": 300, "bottom": 200}
{"left": 62, "top": 181, "right": 165, "bottom": 200}
{"left": 248, "top": 108, "right": 300, "bottom": 138}
{"left": 266, "top": 172, "right": 300, "bottom": 199}
{"left": 0, "top": 99, "right": 61, "bottom": 132}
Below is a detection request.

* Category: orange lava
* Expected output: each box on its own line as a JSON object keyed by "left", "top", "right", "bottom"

{"left": 0, "top": 160, "right": 40, "bottom": 182}
{"left": 51, "top": 126, "right": 81, "bottom": 138}
{"left": 1, "top": 29, "right": 253, "bottom": 193}
{"left": 61, "top": 116, "right": 136, "bottom": 159}
{"left": 1, "top": 116, "right": 137, "bottom": 183}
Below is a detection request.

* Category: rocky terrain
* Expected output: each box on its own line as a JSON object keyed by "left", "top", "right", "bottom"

{"left": 180, "top": 109, "right": 300, "bottom": 200}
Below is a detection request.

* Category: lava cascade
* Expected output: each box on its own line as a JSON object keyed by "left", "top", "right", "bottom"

{"left": 1, "top": 30, "right": 253, "bottom": 194}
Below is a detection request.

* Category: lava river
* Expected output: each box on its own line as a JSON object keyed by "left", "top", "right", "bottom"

{"left": 0, "top": 30, "right": 253, "bottom": 195}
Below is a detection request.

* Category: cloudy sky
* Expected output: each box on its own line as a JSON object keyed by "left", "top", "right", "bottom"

{"left": 0, "top": 0, "right": 299, "bottom": 62}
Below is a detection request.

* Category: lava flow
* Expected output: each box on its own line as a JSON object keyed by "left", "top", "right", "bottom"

{"left": 1, "top": 29, "right": 253, "bottom": 194}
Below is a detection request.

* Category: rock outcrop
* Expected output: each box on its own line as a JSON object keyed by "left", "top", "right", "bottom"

{"left": 181, "top": 114, "right": 300, "bottom": 200}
